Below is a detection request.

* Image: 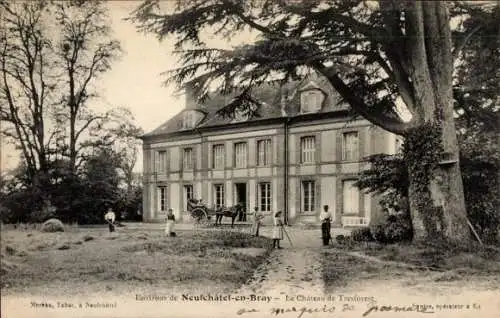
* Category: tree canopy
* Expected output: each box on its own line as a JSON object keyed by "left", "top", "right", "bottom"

{"left": 131, "top": 0, "right": 499, "bottom": 242}
{"left": 131, "top": 0, "right": 498, "bottom": 134}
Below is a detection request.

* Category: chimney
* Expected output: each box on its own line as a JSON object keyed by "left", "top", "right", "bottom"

{"left": 280, "top": 84, "right": 289, "bottom": 117}
{"left": 184, "top": 82, "right": 198, "bottom": 110}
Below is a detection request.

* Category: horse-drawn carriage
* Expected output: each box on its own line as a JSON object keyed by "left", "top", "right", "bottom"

{"left": 187, "top": 198, "right": 243, "bottom": 227}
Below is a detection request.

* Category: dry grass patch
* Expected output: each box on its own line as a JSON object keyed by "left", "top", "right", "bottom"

{"left": 323, "top": 240, "right": 500, "bottom": 293}
{"left": 1, "top": 227, "right": 273, "bottom": 296}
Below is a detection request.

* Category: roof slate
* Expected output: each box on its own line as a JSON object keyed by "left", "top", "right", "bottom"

{"left": 143, "top": 73, "right": 348, "bottom": 138}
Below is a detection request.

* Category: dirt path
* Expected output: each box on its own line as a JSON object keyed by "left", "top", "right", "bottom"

{"left": 237, "top": 248, "right": 325, "bottom": 296}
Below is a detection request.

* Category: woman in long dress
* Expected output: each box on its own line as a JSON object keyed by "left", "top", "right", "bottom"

{"left": 165, "top": 209, "right": 176, "bottom": 236}
{"left": 272, "top": 211, "right": 284, "bottom": 249}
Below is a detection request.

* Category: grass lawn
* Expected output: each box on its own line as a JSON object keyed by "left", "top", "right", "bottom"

{"left": 321, "top": 240, "right": 500, "bottom": 294}
{"left": 1, "top": 225, "right": 273, "bottom": 297}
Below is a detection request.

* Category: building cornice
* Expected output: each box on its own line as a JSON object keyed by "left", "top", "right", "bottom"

{"left": 141, "top": 109, "right": 358, "bottom": 143}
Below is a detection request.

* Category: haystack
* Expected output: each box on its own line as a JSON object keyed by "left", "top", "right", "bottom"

{"left": 41, "top": 218, "right": 65, "bottom": 232}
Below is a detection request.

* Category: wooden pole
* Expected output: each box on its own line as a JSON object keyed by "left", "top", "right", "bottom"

{"left": 281, "top": 224, "right": 293, "bottom": 247}
{"left": 466, "top": 218, "right": 483, "bottom": 246}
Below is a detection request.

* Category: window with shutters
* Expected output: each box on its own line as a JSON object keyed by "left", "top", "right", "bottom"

{"left": 155, "top": 151, "right": 167, "bottom": 173}
{"left": 300, "top": 136, "right": 316, "bottom": 163}
{"left": 214, "top": 184, "right": 224, "bottom": 208}
{"left": 343, "top": 180, "right": 359, "bottom": 214}
{"left": 183, "top": 148, "right": 193, "bottom": 170}
{"left": 157, "top": 186, "right": 167, "bottom": 211}
{"left": 342, "top": 132, "right": 359, "bottom": 161}
{"left": 301, "top": 180, "right": 315, "bottom": 213}
{"left": 212, "top": 144, "right": 225, "bottom": 169}
{"left": 257, "top": 139, "right": 271, "bottom": 166}
{"left": 184, "top": 185, "right": 193, "bottom": 209}
{"left": 258, "top": 182, "right": 271, "bottom": 212}
{"left": 234, "top": 142, "right": 247, "bottom": 168}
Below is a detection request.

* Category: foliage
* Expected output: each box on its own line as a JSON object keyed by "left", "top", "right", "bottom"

{"left": 0, "top": 0, "right": 122, "bottom": 178}
{"left": 356, "top": 154, "right": 408, "bottom": 195}
{"left": 0, "top": 146, "right": 140, "bottom": 225}
{"left": 403, "top": 123, "right": 444, "bottom": 237}
{"left": 130, "top": 0, "right": 500, "bottom": 242}
{"left": 351, "top": 227, "right": 374, "bottom": 242}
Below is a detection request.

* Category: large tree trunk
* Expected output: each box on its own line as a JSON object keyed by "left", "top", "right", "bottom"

{"left": 405, "top": 1, "right": 469, "bottom": 243}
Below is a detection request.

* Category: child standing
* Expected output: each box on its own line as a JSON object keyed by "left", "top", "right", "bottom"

{"left": 165, "top": 209, "right": 176, "bottom": 237}
{"left": 272, "top": 211, "right": 284, "bottom": 249}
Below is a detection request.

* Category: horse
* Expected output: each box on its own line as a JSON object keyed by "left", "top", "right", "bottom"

{"left": 215, "top": 203, "right": 242, "bottom": 228}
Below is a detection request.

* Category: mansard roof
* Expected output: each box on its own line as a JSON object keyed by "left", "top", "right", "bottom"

{"left": 143, "top": 73, "right": 348, "bottom": 139}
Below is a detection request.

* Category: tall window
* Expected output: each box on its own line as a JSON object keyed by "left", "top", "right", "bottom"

{"left": 258, "top": 182, "right": 271, "bottom": 212}
{"left": 342, "top": 132, "right": 359, "bottom": 161}
{"left": 234, "top": 142, "right": 248, "bottom": 168}
{"left": 214, "top": 184, "right": 225, "bottom": 208}
{"left": 301, "top": 181, "right": 315, "bottom": 213}
{"left": 257, "top": 139, "right": 272, "bottom": 166}
{"left": 301, "top": 136, "right": 316, "bottom": 163}
{"left": 183, "top": 148, "right": 193, "bottom": 170}
{"left": 343, "top": 180, "right": 359, "bottom": 214}
{"left": 184, "top": 185, "right": 193, "bottom": 209}
{"left": 156, "top": 151, "right": 167, "bottom": 173}
{"left": 157, "top": 186, "right": 167, "bottom": 211}
{"left": 212, "top": 144, "right": 225, "bottom": 169}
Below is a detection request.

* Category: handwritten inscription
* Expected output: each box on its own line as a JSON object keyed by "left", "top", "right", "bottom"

{"left": 363, "top": 304, "right": 435, "bottom": 316}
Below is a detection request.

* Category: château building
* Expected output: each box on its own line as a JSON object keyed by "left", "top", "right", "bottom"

{"left": 141, "top": 74, "right": 400, "bottom": 226}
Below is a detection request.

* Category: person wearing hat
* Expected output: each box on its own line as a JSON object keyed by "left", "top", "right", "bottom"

{"left": 272, "top": 211, "right": 284, "bottom": 249}
{"left": 104, "top": 208, "right": 116, "bottom": 233}
{"left": 320, "top": 205, "right": 332, "bottom": 246}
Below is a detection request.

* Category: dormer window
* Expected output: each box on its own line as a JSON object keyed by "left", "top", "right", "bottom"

{"left": 233, "top": 108, "right": 249, "bottom": 122}
{"left": 300, "top": 89, "right": 323, "bottom": 114}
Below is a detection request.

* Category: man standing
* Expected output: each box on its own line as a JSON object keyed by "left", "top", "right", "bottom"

{"left": 104, "top": 208, "right": 116, "bottom": 233}
{"left": 252, "top": 206, "right": 264, "bottom": 237}
{"left": 320, "top": 205, "right": 332, "bottom": 246}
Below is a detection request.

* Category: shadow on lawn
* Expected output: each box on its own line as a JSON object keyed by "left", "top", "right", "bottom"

{"left": 321, "top": 240, "right": 500, "bottom": 293}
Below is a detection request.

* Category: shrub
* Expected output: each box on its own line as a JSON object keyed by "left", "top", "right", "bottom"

{"left": 335, "top": 235, "right": 346, "bottom": 244}
{"left": 370, "top": 224, "right": 386, "bottom": 243}
{"left": 371, "top": 214, "right": 413, "bottom": 244}
{"left": 351, "top": 227, "right": 374, "bottom": 242}
{"left": 41, "top": 218, "right": 65, "bottom": 233}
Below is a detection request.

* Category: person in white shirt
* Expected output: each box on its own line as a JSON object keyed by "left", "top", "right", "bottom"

{"left": 252, "top": 207, "right": 264, "bottom": 237}
{"left": 320, "top": 205, "right": 332, "bottom": 246}
{"left": 104, "top": 208, "right": 116, "bottom": 232}
{"left": 165, "top": 208, "right": 176, "bottom": 237}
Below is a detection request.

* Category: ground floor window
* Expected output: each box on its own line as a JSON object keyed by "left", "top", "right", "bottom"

{"left": 157, "top": 186, "right": 167, "bottom": 212}
{"left": 258, "top": 182, "right": 271, "bottom": 212}
{"left": 301, "top": 180, "right": 315, "bottom": 213}
{"left": 184, "top": 184, "right": 193, "bottom": 209}
{"left": 214, "top": 184, "right": 225, "bottom": 208}
{"left": 343, "top": 180, "right": 359, "bottom": 214}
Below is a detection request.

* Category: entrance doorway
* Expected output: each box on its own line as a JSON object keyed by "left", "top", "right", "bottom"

{"left": 234, "top": 183, "right": 247, "bottom": 222}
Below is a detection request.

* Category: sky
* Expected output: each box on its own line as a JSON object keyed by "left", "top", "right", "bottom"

{"left": 0, "top": 0, "right": 259, "bottom": 174}
{"left": 1, "top": 1, "right": 186, "bottom": 174}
